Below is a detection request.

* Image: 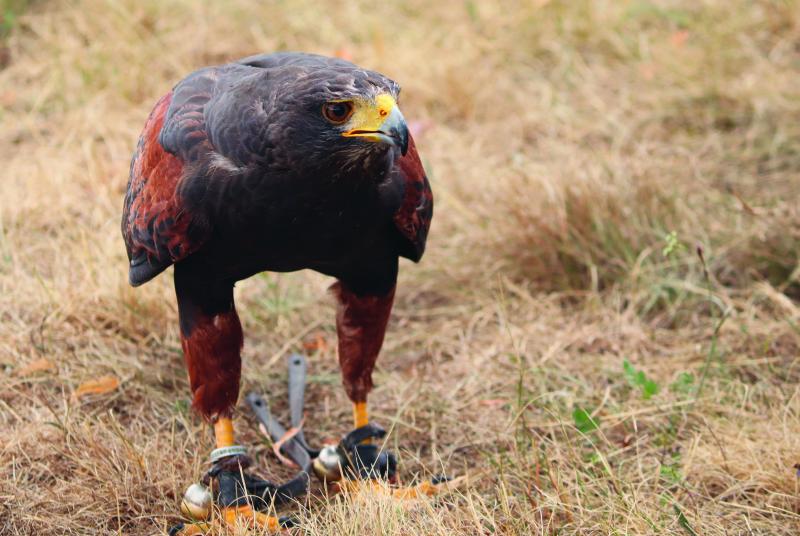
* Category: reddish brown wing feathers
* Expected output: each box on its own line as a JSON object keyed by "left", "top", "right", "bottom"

{"left": 122, "top": 92, "right": 202, "bottom": 285}
{"left": 392, "top": 135, "right": 433, "bottom": 262}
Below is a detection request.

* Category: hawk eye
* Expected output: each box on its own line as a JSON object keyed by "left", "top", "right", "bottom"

{"left": 322, "top": 101, "right": 354, "bottom": 124}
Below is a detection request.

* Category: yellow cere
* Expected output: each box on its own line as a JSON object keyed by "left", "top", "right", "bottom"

{"left": 342, "top": 93, "right": 397, "bottom": 141}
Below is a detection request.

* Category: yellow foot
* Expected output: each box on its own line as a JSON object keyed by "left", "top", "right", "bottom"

{"left": 170, "top": 418, "right": 292, "bottom": 535}
{"left": 334, "top": 475, "right": 468, "bottom": 502}
{"left": 221, "top": 506, "right": 283, "bottom": 532}
{"left": 170, "top": 507, "right": 284, "bottom": 535}
{"left": 169, "top": 521, "right": 211, "bottom": 536}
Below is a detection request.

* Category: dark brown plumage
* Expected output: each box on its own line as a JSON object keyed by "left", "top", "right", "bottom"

{"left": 121, "top": 52, "right": 432, "bottom": 431}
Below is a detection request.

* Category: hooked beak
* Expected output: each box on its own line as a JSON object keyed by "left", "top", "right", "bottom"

{"left": 342, "top": 94, "right": 410, "bottom": 156}
{"left": 375, "top": 106, "right": 409, "bottom": 155}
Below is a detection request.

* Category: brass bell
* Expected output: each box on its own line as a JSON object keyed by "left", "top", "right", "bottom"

{"left": 180, "top": 482, "right": 213, "bottom": 520}
{"left": 313, "top": 444, "right": 343, "bottom": 481}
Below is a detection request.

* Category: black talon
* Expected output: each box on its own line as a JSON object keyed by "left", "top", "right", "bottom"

{"left": 340, "top": 423, "right": 388, "bottom": 450}
{"left": 343, "top": 444, "right": 397, "bottom": 480}
{"left": 213, "top": 467, "right": 310, "bottom": 511}
{"left": 335, "top": 423, "right": 397, "bottom": 480}
{"left": 215, "top": 470, "right": 276, "bottom": 510}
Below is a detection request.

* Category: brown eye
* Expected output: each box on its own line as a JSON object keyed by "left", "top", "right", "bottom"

{"left": 322, "top": 101, "right": 354, "bottom": 124}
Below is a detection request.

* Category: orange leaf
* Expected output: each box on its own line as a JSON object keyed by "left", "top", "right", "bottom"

{"left": 333, "top": 48, "right": 353, "bottom": 62}
{"left": 302, "top": 332, "right": 328, "bottom": 352}
{"left": 670, "top": 30, "right": 689, "bottom": 48}
{"left": 73, "top": 375, "right": 120, "bottom": 399}
{"left": 15, "top": 358, "right": 55, "bottom": 377}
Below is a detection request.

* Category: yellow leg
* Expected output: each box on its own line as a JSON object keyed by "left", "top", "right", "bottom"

{"left": 222, "top": 506, "right": 281, "bottom": 532}
{"left": 214, "top": 417, "right": 235, "bottom": 448}
{"left": 353, "top": 401, "right": 369, "bottom": 428}
{"left": 173, "top": 508, "right": 283, "bottom": 535}
{"left": 335, "top": 476, "right": 467, "bottom": 501}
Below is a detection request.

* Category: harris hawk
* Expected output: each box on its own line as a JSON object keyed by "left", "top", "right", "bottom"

{"left": 121, "top": 52, "right": 433, "bottom": 522}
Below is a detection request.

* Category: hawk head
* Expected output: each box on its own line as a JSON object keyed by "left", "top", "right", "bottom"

{"left": 232, "top": 53, "right": 410, "bottom": 179}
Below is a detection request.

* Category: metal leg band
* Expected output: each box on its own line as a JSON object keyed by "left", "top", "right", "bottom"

{"left": 210, "top": 445, "right": 247, "bottom": 463}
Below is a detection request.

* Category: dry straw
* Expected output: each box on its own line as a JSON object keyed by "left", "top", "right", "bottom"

{"left": 1, "top": 1, "right": 799, "bottom": 534}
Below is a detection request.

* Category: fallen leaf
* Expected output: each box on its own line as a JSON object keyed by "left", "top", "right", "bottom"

{"left": 73, "top": 375, "right": 120, "bottom": 399}
{"left": 15, "top": 358, "right": 55, "bottom": 377}
{"left": 333, "top": 47, "right": 353, "bottom": 61}
{"left": 670, "top": 30, "right": 689, "bottom": 48}
{"left": 479, "top": 399, "right": 507, "bottom": 408}
{"left": 302, "top": 332, "right": 328, "bottom": 352}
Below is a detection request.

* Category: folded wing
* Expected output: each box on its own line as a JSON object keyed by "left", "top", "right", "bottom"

{"left": 392, "top": 135, "right": 433, "bottom": 262}
{"left": 121, "top": 69, "right": 218, "bottom": 286}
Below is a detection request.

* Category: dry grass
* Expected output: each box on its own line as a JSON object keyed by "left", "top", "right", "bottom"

{"left": 1, "top": 0, "right": 799, "bottom": 534}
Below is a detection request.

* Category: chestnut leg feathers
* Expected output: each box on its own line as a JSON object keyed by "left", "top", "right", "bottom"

{"left": 332, "top": 279, "right": 396, "bottom": 429}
